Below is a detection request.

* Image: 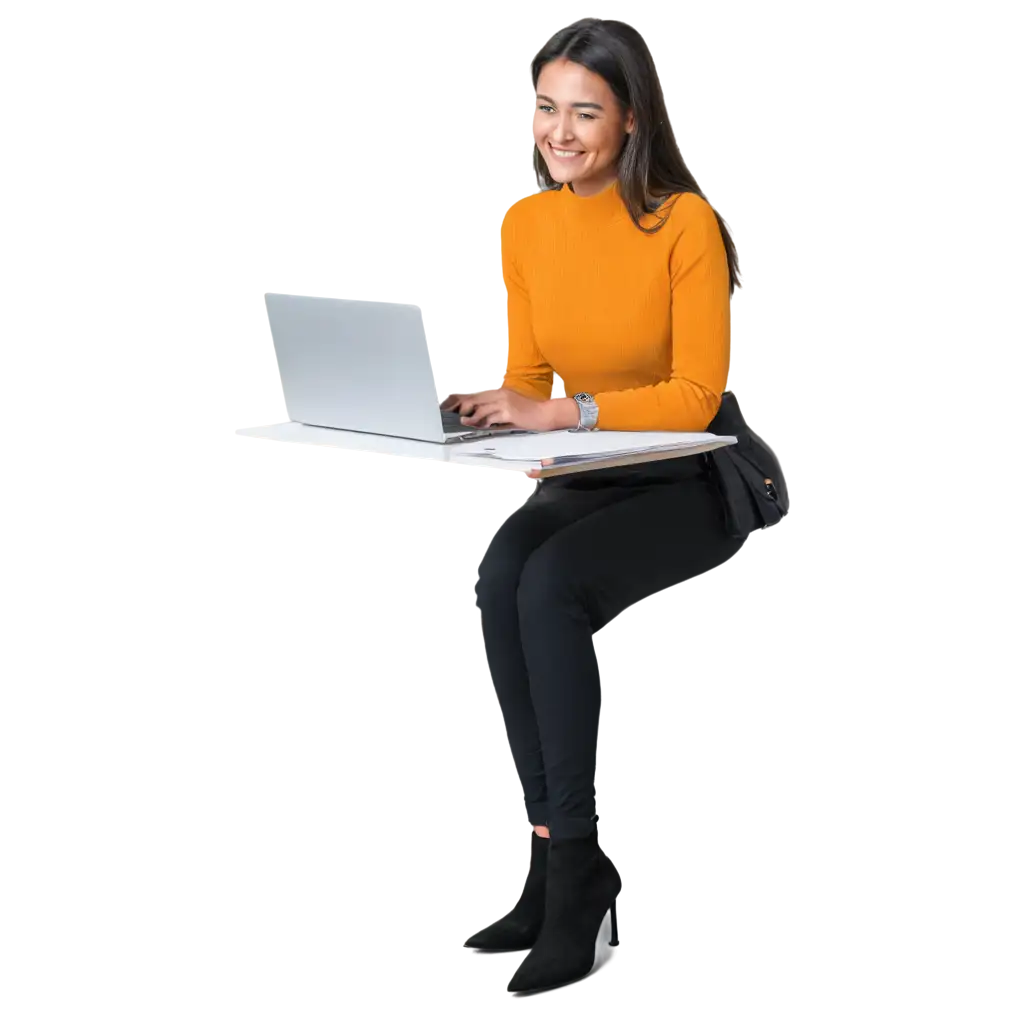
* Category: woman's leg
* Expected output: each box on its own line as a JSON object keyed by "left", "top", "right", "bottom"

{"left": 474, "top": 480, "right": 647, "bottom": 829}
{"left": 458, "top": 481, "right": 638, "bottom": 958}
{"left": 496, "top": 468, "right": 732, "bottom": 989}
{"left": 515, "top": 474, "right": 747, "bottom": 841}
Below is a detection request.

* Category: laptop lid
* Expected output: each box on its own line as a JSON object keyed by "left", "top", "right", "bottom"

{"left": 264, "top": 292, "right": 455, "bottom": 443}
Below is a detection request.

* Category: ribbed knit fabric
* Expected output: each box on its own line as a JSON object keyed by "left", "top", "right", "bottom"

{"left": 499, "top": 178, "right": 731, "bottom": 432}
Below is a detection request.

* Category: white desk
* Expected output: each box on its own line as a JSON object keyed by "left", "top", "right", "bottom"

{"left": 236, "top": 421, "right": 737, "bottom": 479}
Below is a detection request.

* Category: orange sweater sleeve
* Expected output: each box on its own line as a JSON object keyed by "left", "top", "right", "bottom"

{"left": 591, "top": 196, "right": 730, "bottom": 431}
{"left": 500, "top": 206, "right": 554, "bottom": 402}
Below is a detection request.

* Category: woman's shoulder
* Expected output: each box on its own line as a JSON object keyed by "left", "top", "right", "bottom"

{"left": 652, "top": 189, "right": 713, "bottom": 217}
{"left": 650, "top": 192, "right": 720, "bottom": 245}
{"left": 501, "top": 188, "right": 562, "bottom": 249}
{"left": 497, "top": 188, "right": 557, "bottom": 222}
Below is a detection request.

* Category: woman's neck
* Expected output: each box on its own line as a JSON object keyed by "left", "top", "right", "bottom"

{"left": 567, "top": 172, "right": 619, "bottom": 198}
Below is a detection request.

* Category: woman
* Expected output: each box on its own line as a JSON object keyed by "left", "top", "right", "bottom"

{"left": 442, "top": 18, "right": 748, "bottom": 994}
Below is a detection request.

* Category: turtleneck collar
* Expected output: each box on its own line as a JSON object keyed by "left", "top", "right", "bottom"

{"left": 558, "top": 176, "right": 626, "bottom": 222}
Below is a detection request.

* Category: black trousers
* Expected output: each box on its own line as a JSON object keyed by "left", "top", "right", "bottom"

{"left": 474, "top": 452, "right": 747, "bottom": 840}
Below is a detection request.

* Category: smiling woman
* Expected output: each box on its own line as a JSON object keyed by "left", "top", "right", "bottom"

{"left": 533, "top": 61, "right": 633, "bottom": 198}
{"left": 528, "top": 25, "right": 742, "bottom": 279}
{"left": 458, "top": 17, "right": 766, "bottom": 997}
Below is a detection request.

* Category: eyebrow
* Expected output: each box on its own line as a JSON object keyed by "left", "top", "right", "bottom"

{"left": 536, "top": 93, "right": 605, "bottom": 111}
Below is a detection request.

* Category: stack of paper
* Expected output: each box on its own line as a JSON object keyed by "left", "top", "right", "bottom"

{"left": 449, "top": 429, "right": 737, "bottom": 472}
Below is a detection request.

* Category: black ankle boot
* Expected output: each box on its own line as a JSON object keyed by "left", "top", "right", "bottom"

{"left": 506, "top": 816, "right": 621, "bottom": 992}
{"left": 464, "top": 829, "right": 550, "bottom": 951}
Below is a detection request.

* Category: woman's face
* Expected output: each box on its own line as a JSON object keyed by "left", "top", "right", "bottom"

{"left": 533, "top": 58, "right": 634, "bottom": 194}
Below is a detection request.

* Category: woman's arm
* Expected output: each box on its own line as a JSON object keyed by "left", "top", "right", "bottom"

{"left": 500, "top": 206, "right": 555, "bottom": 402}
{"left": 591, "top": 195, "right": 730, "bottom": 431}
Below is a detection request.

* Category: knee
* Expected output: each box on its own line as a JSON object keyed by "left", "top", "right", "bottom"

{"left": 474, "top": 546, "right": 527, "bottom": 609}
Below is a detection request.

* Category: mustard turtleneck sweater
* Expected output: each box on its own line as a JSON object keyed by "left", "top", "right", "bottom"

{"left": 499, "top": 178, "right": 731, "bottom": 432}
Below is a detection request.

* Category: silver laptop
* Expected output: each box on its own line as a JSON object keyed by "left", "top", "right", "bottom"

{"left": 264, "top": 292, "right": 538, "bottom": 444}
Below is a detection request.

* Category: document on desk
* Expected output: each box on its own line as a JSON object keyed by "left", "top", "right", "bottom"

{"left": 234, "top": 421, "right": 739, "bottom": 473}
{"left": 450, "top": 430, "right": 737, "bottom": 471}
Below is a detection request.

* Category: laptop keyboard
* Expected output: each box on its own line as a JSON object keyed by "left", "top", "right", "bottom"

{"left": 442, "top": 409, "right": 485, "bottom": 434}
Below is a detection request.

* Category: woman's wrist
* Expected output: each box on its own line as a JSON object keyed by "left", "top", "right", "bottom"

{"left": 545, "top": 397, "right": 581, "bottom": 430}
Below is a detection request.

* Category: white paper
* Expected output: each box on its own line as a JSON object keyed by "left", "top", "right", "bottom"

{"left": 236, "top": 422, "right": 738, "bottom": 476}
{"left": 452, "top": 430, "right": 734, "bottom": 461}
{"left": 448, "top": 440, "right": 736, "bottom": 473}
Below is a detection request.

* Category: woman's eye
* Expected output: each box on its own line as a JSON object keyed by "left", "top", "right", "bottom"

{"left": 538, "top": 105, "right": 593, "bottom": 120}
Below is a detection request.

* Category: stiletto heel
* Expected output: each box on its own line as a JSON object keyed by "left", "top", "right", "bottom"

{"left": 606, "top": 901, "right": 622, "bottom": 946}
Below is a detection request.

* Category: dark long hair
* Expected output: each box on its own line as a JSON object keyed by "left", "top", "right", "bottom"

{"left": 530, "top": 18, "right": 741, "bottom": 295}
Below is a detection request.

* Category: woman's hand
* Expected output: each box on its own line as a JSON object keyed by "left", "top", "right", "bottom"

{"left": 440, "top": 388, "right": 553, "bottom": 432}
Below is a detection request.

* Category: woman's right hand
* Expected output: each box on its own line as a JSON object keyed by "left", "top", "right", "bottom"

{"left": 439, "top": 393, "right": 470, "bottom": 414}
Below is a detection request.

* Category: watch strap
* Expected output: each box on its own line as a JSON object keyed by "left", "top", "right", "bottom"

{"left": 571, "top": 392, "right": 599, "bottom": 431}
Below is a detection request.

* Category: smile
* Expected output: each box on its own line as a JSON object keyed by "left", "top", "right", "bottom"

{"left": 549, "top": 143, "right": 584, "bottom": 159}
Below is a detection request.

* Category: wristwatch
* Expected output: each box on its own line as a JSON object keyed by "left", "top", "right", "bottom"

{"left": 570, "top": 392, "right": 599, "bottom": 432}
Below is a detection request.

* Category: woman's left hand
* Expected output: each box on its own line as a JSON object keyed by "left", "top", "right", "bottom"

{"left": 442, "top": 388, "right": 553, "bottom": 432}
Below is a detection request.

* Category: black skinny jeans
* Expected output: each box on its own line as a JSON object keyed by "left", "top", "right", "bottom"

{"left": 474, "top": 451, "right": 747, "bottom": 840}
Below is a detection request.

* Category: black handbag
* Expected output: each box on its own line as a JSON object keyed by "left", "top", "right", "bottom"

{"left": 702, "top": 391, "right": 789, "bottom": 539}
